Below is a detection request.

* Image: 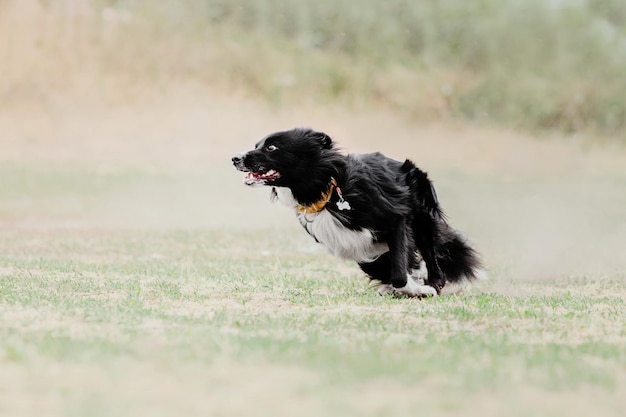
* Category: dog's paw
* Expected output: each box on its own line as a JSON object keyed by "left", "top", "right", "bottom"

{"left": 378, "top": 277, "right": 437, "bottom": 298}
{"left": 394, "top": 281, "right": 438, "bottom": 298}
{"left": 416, "top": 285, "right": 438, "bottom": 297}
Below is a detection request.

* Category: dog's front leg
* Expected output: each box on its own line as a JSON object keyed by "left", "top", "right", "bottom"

{"left": 388, "top": 220, "right": 437, "bottom": 298}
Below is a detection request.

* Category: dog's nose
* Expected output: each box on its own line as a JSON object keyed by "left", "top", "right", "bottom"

{"left": 232, "top": 154, "right": 244, "bottom": 165}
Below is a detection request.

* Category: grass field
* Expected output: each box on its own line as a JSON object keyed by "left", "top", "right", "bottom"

{"left": 1, "top": 229, "right": 625, "bottom": 417}
{"left": 1, "top": 94, "right": 626, "bottom": 416}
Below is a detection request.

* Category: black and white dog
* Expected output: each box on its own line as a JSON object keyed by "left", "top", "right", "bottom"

{"left": 232, "top": 128, "right": 484, "bottom": 297}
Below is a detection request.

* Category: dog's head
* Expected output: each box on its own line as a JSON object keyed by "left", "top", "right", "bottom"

{"left": 232, "top": 128, "right": 334, "bottom": 187}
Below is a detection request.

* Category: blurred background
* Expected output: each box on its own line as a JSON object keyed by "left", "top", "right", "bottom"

{"left": 1, "top": 0, "right": 626, "bottom": 279}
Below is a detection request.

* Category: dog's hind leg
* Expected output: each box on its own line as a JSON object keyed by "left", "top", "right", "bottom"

{"left": 412, "top": 212, "right": 447, "bottom": 294}
{"left": 403, "top": 162, "right": 447, "bottom": 294}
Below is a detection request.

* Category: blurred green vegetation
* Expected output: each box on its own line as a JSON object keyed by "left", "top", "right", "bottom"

{"left": 4, "top": 0, "right": 626, "bottom": 139}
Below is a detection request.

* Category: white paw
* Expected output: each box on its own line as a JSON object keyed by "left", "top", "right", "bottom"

{"left": 395, "top": 281, "right": 438, "bottom": 298}
{"left": 378, "top": 275, "right": 437, "bottom": 298}
{"left": 412, "top": 284, "right": 438, "bottom": 297}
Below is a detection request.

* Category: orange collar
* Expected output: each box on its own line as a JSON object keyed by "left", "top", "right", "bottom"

{"left": 297, "top": 178, "right": 337, "bottom": 214}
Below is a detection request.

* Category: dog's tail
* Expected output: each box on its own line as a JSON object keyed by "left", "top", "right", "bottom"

{"left": 436, "top": 225, "right": 486, "bottom": 285}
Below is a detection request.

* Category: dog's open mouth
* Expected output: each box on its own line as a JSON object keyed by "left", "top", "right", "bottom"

{"left": 244, "top": 169, "right": 281, "bottom": 185}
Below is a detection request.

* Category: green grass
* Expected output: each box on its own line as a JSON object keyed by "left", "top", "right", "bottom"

{"left": 1, "top": 228, "right": 625, "bottom": 417}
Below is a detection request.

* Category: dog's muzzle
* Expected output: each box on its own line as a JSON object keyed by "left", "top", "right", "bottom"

{"left": 232, "top": 154, "right": 247, "bottom": 171}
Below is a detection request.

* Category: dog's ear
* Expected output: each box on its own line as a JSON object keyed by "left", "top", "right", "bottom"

{"left": 314, "top": 131, "right": 333, "bottom": 149}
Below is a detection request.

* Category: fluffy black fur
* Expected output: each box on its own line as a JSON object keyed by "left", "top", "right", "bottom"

{"left": 232, "top": 128, "right": 482, "bottom": 296}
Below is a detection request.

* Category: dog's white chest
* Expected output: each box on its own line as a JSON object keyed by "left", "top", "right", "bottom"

{"left": 274, "top": 187, "right": 299, "bottom": 208}
{"left": 273, "top": 186, "right": 388, "bottom": 263}
{"left": 297, "top": 210, "right": 388, "bottom": 263}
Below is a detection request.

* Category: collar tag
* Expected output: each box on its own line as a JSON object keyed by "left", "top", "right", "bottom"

{"left": 335, "top": 186, "right": 351, "bottom": 211}
{"left": 336, "top": 200, "right": 351, "bottom": 211}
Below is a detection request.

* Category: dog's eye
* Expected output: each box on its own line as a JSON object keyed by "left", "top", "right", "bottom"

{"left": 266, "top": 144, "right": 278, "bottom": 152}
